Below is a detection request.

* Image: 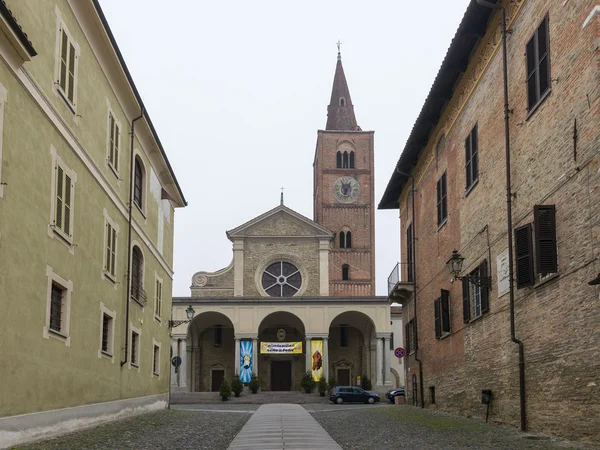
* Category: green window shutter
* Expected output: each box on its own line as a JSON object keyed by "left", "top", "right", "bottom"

{"left": 534, "top": 205, "right": 558, "bottom": 275}
{"left": 480, "top": 259, "right": 489, "bottom": 314}
{"left": 64, "top": 174, "right": 72, "bottom": 236}
{"left": 515, "top": 224, "right": 535, "bottom": 288}
{"left": 434, "top": 298, "right": 441, "bottom": 339}
{"left": 68, "top": 43, "right": 76, "bottom": 103}
{"left": 441, "top": 289, "right": 451, "bottom": 333}
{"left": 105, "top": 222, "right": 110, "bottom": 270}
{"left": 462, "top": 277, "right": 470, "bottom": 323}
{"left": 59, "top": 29, "right": 68, "bottom": 91}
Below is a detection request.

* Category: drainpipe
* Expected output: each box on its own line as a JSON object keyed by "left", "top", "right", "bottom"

{"left": 396, "top": 168, "right": 424, "bottom": 408}
{"left": 120, "top": 108, "right": 145, "bottom": 367}
{"left": 477, "top": 0, "right": 526, "bottom": 431}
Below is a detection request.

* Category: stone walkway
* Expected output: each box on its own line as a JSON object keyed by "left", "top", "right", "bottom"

{"left": 227, "top": 404, "right": 341, "bottom": 450}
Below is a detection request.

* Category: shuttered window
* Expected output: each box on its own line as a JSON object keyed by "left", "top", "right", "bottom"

{"left": 153, "top": 345, "right": 160, "bottom": 375}
{"left": 50, "top": 283, "right": 64, "bottom": 332}
{"left": 526, "top": 15, "right": 551, "bottom": 112}
{"left": 441, "top": 289, "right": 451, "bottom": 333}
{"left": 57, "top": 25, "right": 78, "bottom": 107}
{"left": 108, "top": 112, "right": 120, "bottom": 172}
{"left": 465, "top": 125, "right": 478, "bottom": 191}
{"left": 131, "top": 246, "right": 145, "bottom": 304}
{"left": 131, "top": 331, "right": 139, "bottom": 366}
{"left": 133, "top": 157, "right": 144, "bottom": 209}
{"left": 406, "top": 223, "right": 414, "bottom": 282}
{"left": 101, "top": 313, "right": 113, "bottom": 354}
{"left": 437, "top": 172, "right": 447, "bottom": 226}
{"left": 515, "top": 224, "right": 535, "bottom": 288}
{"left": 434, "top": 298, "right": 441, "bottom": 339}
{"left": 462, "top": 278, "right": 470, "bottom": 323}
{"left": 462, "top": 260, "right": 489, "bottom": 321}
{"left": 155, "top": 279, "right": 162, "bottom": 317}
{"left": 534, "top": 205, "right": 558, "bottom": 275}
{"left": 105, "top": 222, "right": 117, "bottom": 279}
{"left": 54, "top": 163, "right": 74, "bottom": 238}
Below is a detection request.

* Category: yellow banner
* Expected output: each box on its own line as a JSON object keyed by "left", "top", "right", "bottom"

{"left": 310, "top": 340, "right": 324, "bottom": 381}
{"left": 260, "top": 341, "right": 303, "bottom": 354}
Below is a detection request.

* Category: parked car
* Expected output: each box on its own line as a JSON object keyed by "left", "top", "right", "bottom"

{"left": 385, "top": 387, "right": 405, "bottom": 403}
{"left": 329, "top": 386, "right": 380, "bottom": 404}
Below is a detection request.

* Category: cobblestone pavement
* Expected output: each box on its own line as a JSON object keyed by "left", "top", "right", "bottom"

{"left": 14, "top": 409, "right": 251, "bottom": 450}
{"left": 171, "top": 389, "right": 332, "bottom": 405}
{"left": 310, "top": 404, "right": 600, "bottom": 450}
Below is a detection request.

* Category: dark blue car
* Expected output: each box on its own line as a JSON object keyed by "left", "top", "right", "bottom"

{"left": 329, "top": 386, "right": 380, "bottom": 404}
{"left": 385, "top": 387, "right": 405, "bottom": 403}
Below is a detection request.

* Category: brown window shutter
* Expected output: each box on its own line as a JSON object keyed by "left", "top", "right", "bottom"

{"left": 434, "top": 298, "right": 441, "bottom": 339}
{"left": 534, "top": 205, "right": 558, "bottom": 274}
{"left": 515, "top": 224, "right": 535, "bottom": 288}
{"left": 441, "top": 289, "right": 450, "bottom": 333}
{"left": 462, "top": 277, "right": 470, "bottom": 323}
{"left": 480, "top": 260, "right": 489, "bottom": 314}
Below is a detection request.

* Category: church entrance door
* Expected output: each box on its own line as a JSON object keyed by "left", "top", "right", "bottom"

{"left": 271, "top": 361, "right": 292, "bottom": 391}
{"left": 338, "top": 368, "right": 350, "bottom": 386}
{"left": 211, "top": 370, "right": 224, "bottom": 392}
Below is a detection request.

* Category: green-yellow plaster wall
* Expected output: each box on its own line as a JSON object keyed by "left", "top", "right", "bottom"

{"left": 0, "top": 0, "right": 179, "bottom": 417}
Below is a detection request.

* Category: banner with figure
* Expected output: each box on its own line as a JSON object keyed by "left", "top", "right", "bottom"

{"left": 310, "top": 340, "right": 324, "bottom": 381}
{"left": 240, "top": 340, "right": 253, "bottom": 383}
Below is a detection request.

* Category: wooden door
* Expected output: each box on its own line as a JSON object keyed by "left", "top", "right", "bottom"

{"left": 271, "top": 361, "right": 292, "bottom": 391}
{"left": 338, "top": 368, "right": 350, "bottom": 386}
{"left": 211, "top": 370, "right": 225, "bottom": 392}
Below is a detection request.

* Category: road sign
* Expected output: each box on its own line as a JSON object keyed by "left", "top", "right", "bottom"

{"left": 394, "top": 347, "right": 405, "bottom": 358}
{"left": 171, "top": 356, "right": 182, "bottom": 368}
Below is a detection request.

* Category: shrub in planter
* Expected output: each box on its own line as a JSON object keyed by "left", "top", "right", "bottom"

{"left": 318, "top": 376, "right": 327, "bottom": 396}
{"left": 232, "top": 374, "right": 243, "bottom": 397}
{"left": 249, "top": 374, "right": 260, "bottom": 394}
{"left": 301, "top": 371, "right": 316, "bottom": 393}
{"left": 362, "top": 375, "right": 372, "bottom": 390}
{"left": 327, "top": 376, "right": 338, "bottom": 391}
{"left": 219, "top": 379, "right": 231, "bottom": 401}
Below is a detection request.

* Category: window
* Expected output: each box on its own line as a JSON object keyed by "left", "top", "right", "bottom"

{"left": 340, "top": 230, "right": 352, "bottom": 249}
{"left": 104, "top": 220, "right": 117, "bottom": 280}
{"left": 44, "top": 266, "right": 72, "bottom": 345}
{"left": 133, "top": 156, "right": 144, "bottom": 210}
{"left": 340, "top": 325, "right": 348, "bottom": 347}
{"left": 153, "top": 344, "right": 160, "bottom": 376}
{"left": 155, "top": 277, "right": 162, "bottom": 319}
{"left": 54, "top": 162, "right": 74, "bottom": 239}
{"left": 465, "top": 125, "right": 478, "bottom": 191}
{"left": 406, "top": 223, "right": 414, "bottom": 282}
{"left": 101, "top": 314, "right": 112, "bottom": 355}
{"left": 214, "top": 325, "right": 223, "bottom": 347}
{"left": 55, "top": 18, "right": 79, "bottom": 109}
{"left": 342, "top": 264, "right": 350, "bottom": 281}
{"left": 262, "top": 261, "right": 302, "bottom": 297}
{"left": 107, "top": 111, "right": 120, "bottom": 174}
{"left": 131, "top": 246, "right": 146, "bottom": 305}
{"left": 343, "top": 151, "right": 349, "bottom": 168}
{"left": 534, "top": 205, "right": 558, "bottom": 276}
{"left": 436, "top": 172, "right": 447, "bottom": 226}
{"left": 349, "top": 151, "right": 355, "bottom": 169}
{"left": 434, "top": 289, "right": 451, "bottom": 339}
{"left": 515, "top": 223, "right": 535, "bottom": 288}
{"left": 526, "top": 15, "right": 551, "bottom": 113}
{"left": 336, "top": 151, "right": 342, "bottom": 168}
{"left": 339, "top": 97, "right": 346, "bottom": 106}
{"left": 462, "top": 260, "right": 489, "bottom": 322}
{"left": 50, "top": 283, "right": 64, "bottom": 333}
{"left": 430, "top": 386, "right": 436, "bottom": 405}
{"left": 131, "top": 331, "right": 139, "bottom": 367}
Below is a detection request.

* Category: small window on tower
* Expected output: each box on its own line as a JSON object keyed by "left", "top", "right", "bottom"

{"left": 336, "top": 151, "right": 342, "bottom": 168}
{"left": 342, "top": 264, "right": 350, "bottom": 281}
{"left": 343, "top": 151, "right": 349, "bottom": 168}
{"left": 349, "top": 151, "right": 355, "bottom": 169}
{"left": 339, "top": 97, "right": 346, "bottom": 106}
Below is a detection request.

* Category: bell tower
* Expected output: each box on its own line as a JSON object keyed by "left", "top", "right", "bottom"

{"left": 313, "top": 48, "right": 375, "bottom": 296}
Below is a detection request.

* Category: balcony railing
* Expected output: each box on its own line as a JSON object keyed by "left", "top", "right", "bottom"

{"left": 130, "top": 283, "right": 147, "bottom": 307}
{"left": 388, "top": 262, "right": 400, "bottom": 294}
{"left": 387, "top": 262, "right": 415, "bottom": 303}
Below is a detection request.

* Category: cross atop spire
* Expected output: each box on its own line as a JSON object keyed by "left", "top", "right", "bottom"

{"left": 280, "top": 187, "right": 285, "bottom": 205}
{"left": 325, "top": 46, "right": 358, "bottom": 131}
{"left": 336, "top": 39, "right": 342, "bottom": 60}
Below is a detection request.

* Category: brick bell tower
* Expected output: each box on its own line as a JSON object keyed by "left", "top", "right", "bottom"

{"left": 313, "top": 48, "right": 375, "bottom": 296}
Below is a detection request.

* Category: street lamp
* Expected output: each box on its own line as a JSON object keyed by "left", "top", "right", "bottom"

{"left": 168, "top": 305, "right": 195, "bottom": 329}
{"left": 446, "top": 249, "right": 491, "bottom": 288}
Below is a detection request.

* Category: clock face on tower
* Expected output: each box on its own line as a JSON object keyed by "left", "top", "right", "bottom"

{"left": 333, "top": 176, "right": 360, "bottom": 203}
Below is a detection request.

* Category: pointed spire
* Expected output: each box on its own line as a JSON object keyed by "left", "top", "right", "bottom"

{"left": 280, "top": 187, "right": 284, "bottom": 205}
{"left": 326, "top": 43, "right": 358, "bottom": 131}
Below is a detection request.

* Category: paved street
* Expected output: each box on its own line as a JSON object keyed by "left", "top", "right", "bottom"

{"left": 14, "top": 403, "right": 599, "bottom": 450}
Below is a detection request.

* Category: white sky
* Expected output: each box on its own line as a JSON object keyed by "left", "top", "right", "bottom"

{"left": 99, "top": 0, "right": 471, "bottom": 297}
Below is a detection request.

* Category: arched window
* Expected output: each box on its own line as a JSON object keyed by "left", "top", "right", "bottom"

{"left": 340, "top": 230, "right": 352, "bottom": 249}
{"left": 349, "top": 151, "right": 355, "bottom": 169}
{"left": 342, "top": 264, "right": 350, "bottom": 281}
{"left": 346, "top": 231, "right": 352, "bottom": 248}
{"left": 131, "top": 246, "right": 145, "bottom": 303}
{"left": 339, "top": 97, "right": 346, "bottom": 106}
{"left": 343, "top": 151, "right": 349, "bottom": 168}
{"left": 133, "top": 156, "right": 144, "bottom": 209}
{"left": 336, "top": 151, "right": 342, "bottom": 168}
{"left": 339, "top": 231, "right": 345, "bottom": 248}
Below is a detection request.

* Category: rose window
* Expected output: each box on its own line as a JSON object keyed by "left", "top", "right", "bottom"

{"left": 262, "top": 262, "right": 302, "bottom": 297}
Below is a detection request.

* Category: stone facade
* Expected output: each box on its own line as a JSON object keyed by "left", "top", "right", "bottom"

{"left": 381, "top": 0, "right": 600, "bottom": 443}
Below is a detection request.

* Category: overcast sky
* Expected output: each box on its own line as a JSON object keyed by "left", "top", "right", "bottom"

{"left": 99, "top": 0, "right": 471, "bottom": 297}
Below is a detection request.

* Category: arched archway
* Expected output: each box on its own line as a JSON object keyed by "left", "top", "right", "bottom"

{"left": 328, "top": 311, "right": 376, "bottom": 388}
{"left": 187, "top": 311, "right": 235, "bottom": 392}
{"left": 258, "top": 311, "right": 305, "bottom": 391}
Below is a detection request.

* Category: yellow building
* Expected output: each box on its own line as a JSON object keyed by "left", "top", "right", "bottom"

{"left": 0, "top": 1, "right": 186, "bottom": 446}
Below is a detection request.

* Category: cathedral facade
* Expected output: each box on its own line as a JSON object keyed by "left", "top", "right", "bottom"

{"left": 171, "top": 52, "right": 392, "bottom": 392}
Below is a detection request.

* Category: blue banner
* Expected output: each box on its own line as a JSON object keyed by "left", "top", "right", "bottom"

{"left": 240, "top": 340, "right": 253, "bottom": 383}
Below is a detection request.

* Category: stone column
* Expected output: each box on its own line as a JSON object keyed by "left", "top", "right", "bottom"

{"left": 235, "top": 338, "right": 241, "bottom": 375}
{"left": 384, "top": 336, "right": 392, "bottom": 386}
{"left": 170, "top": 338, "right": 178, "bottom": 387}
{"left": 305, "top": 338, "right": 311, "bottom": 372}
{"left": 179, "top": 339, "right": 188, "bottom": 388}
{"left": 323, "top": 337, "right": 329, "bottom": 381}
{"left": 375, "top": 338, "right": 383, "bottom": 387}
{"left": 252, "top": 338, "right": 258, "bottom": 375}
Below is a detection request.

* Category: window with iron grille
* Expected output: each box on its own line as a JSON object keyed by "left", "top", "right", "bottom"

{"left": 436, "top": 172, "right": 447, "bottom": 226}
{"left": 153, "top": 345, "right": 159, "bottom": 375}
{"left": 131, "top": 246, "right": 145, "bottom": 304}
{"left": 54, "top": 163, "right": 73, "bottom": 238}
{"left": 526, "top": 15, "right": 551, "bottom": 113}
{"left": 133, "top": 157, "right": 143, "bottom": 209}
{"left": 107, "top": 112, "right": 120, "bottom": 173}
{"left": 57, "top": 23, "right": 78, "bottom": 108}
{"left": 340, "top": 325, "right": 348, "bottom": 347}
{"left": 261, "top": 261, "right": 302, "bottom": 297}
{"left": 50, "top": 283, "right": 64, "bottom": 333}
{"left": 465, "top": 124, "right": 478, "bottom": 192}
{"left": 105, "top": 221, "right": 117, "bottom": 279}
{"left": 131, "top": 331, "right": 139, "bottom": 366}
{"left": 101, "top": 313, "right": 112, "bottom": 354}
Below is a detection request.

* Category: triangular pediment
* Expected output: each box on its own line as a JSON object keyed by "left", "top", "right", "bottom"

{"left": 226, "top": 205, "right": 334, "bottom": 240}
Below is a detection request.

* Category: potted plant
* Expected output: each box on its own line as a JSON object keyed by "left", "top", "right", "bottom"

{"left": 328, "top": 375, "right": 337, "bottom": 391}
{"left": 362, "top": 374, "right": 372, "bottom": 390}
{"left": 219, "top": 379, "right": 231, "bottom": 401}
{"left": 232, "top": 374, "right": 243, "bottom": 397}
{"left": 318, "top": 376, "right": 327, "bottom": 396}
{"left": 249, "top": 374, "right": 260, "bottom": 394}
{"left": 301, "top": 371, "right": 315, "bottom": 393}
